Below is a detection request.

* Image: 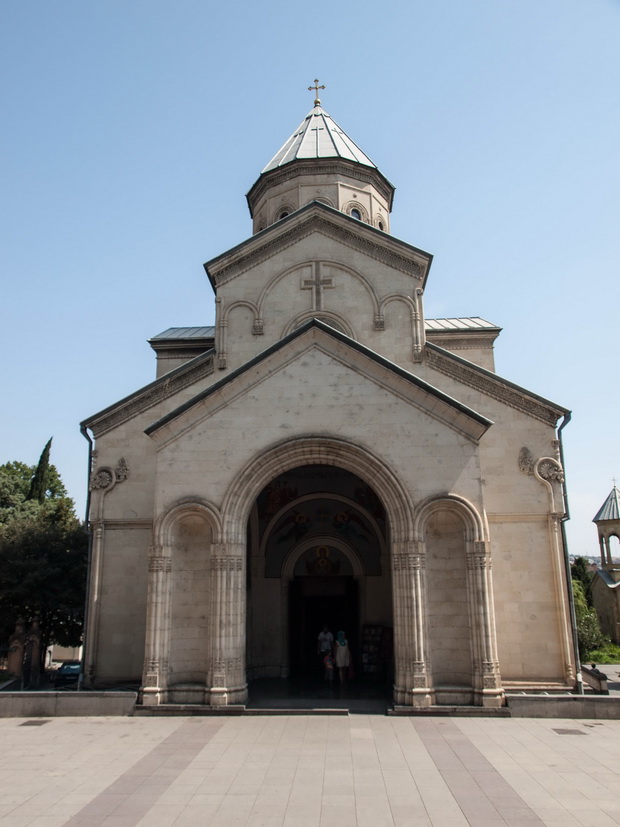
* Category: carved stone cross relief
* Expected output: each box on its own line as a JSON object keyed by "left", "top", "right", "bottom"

{"left": 302, "top": 263, "right": 334, "bottom": 312}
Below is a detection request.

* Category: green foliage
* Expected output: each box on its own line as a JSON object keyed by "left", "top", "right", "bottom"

{"left": 0, "top": 456, "right": 70, "bottom": 525}
{"left": 585, "top": 642, "right": 620, "bottom": 664}
{"left": 571, "top": 556, "right": 594, "bottom": 606}
{"left": 0, "top": 451, "right": 87, "bottom": 658}
{"left": 26, "top": 438, "right": 52, "bottom": 504}
{"left": 572, "top": 579, "right": 606, "bottom": 659}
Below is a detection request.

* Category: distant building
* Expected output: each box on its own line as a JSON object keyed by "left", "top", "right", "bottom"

{"left": 591, "top": 486, "right": 620, "bottom": 642}
{"left": 81, "top": 92, "right": 577, "bottom": 709}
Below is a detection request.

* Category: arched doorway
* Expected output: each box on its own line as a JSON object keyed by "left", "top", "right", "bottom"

{"left": 246, "top": 465, "right": 393, "bottom": 700}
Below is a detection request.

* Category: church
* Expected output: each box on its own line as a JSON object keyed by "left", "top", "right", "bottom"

{"left": 81, "top": 86, "right": 577, "bottom": 709}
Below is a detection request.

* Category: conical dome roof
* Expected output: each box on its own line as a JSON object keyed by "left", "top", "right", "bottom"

{"left": 593, "top": 486, "right": 620, "bottom": 522}
{"left": 261, "top": 104, "right": 377, "bottom": 173}
{"left": 246, "top": 97, "right": 394, "bottom": 233}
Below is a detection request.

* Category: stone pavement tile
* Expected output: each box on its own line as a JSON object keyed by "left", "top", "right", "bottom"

{"left": 535, "top": 810, "right": 588, "bottom": 827}
{"left": 72, "top": 792, "right": 129, "bottom": 816}
{"left": 134, "top": 802, "right": 187, "bottom": 827}
{"left": 499, "top": 806, "right": 548, "bottom": 825}
{"left": 249, "top": 790, "right": 291, "bottom": 819}
{"left": 356, "top": 793, "right": 395, "bottom": 826}
{"left": 389, "top": 803, "right": 431, "bottom": 826}
{"left": 320, "top": 793, "right": 354, "bottom": 807}
{"left": 392, "top": 817, "right": 432, "bottom": 827}
{"left": 572, "top": 812, "right": 620, "bottom": 827}
{"left": 319, "top": 806, "right": 358, "bottom": 827}
{"left": 283, "top": 814, "right": 321, "bottom": 827}
{"left": 26, "top": 817, "right": 68, "bottom": 827}
{"left": 0, "top": 816, "right": 38, "bottom": 827}
{"left": 168, "top": 795, "right": 224, "bottom": 824}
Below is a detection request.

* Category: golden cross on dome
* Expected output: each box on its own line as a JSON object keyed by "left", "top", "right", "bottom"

{"left": 308, "top": 79, "right": 325, "bottom": 105}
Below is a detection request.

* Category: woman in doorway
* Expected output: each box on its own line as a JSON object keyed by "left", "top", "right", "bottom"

{"left": 334, "top": 631, "right": 351, "bottom": 684}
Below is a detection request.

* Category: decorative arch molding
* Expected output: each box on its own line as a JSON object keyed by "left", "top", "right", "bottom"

{"left": 413, "top": 492, "right": 488, "bottom": 544}
{"left": 283, "top": 311, "right": 354, "bottom": 339}
{"left": 379, "top": 293, "right": 416, "bottom": 316}
{"left": 220, "top": 435, "right": 415, "bottom": 547}
{"left": 259, "top": 492, "right": 387, "bottom": 562}
{"left": 142, "top": 497, "right": 223, "bottom": 707}
{"left": 281, "top": 534, "right": 365, "bottom": 580}
{"left": 304, "top": 196, "right": 334, "bottom": 208}
{"left": 343, "top": 200, "right": 369, "bottom": 223}
{"left": 219, "top": 436, "right": 419, "bottom": 703}
{"left": 413, "top": 492, "right": 503, "bottom": 707}
{"left": 216, "top": 299, "right": 263, "bottom": 369}
{"left": 320, "top": 260, "right": 381, "bottom": 316}
{"left": 272, "top": 204, "right": 296, "bottom": 224}
{"left": 256, "top": 260, "right": 381, "bottom": 324}
{"left": 377, "top": 291, "right": 425, "bottom": 363}
{"left": 154, "top": 497, "right": 223, "bottom": 549}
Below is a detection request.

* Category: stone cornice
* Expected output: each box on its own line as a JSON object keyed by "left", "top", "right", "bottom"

{"left": 426, "top": 344, "right": 568, "bottom": 426}
{"left": 246, "top": 158, "right": 394, "bottom": 214}
{"left": 425, "top": 335, "right": 497, "bottom": 351}
{"left": 82, "top": 351, "right": 216, "bottom": 438}
{"left": 206, "top": 206, "right": 430, "bottom": 289}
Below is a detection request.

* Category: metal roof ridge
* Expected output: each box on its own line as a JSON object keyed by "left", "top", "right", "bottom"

{"left": 593, "top": 486, "right": 620, "bottom": 523}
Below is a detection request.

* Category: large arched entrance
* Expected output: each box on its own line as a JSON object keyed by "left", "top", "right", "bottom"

{"left": 246, "top": 464, "right": 393, "bottom": 706}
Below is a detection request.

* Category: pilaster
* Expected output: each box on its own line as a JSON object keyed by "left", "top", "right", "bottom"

{"left": 392, "top": 541, "right": 430, "bottom": 708}
{"left": 208, "top": 545, "right": 248, "bottom": 706}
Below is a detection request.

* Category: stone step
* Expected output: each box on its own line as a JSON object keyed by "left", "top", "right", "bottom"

{"left": 134, "top": 704, "right": 246, "bottom": 717}
{"left": 389, "top": 705, "right": 511, "bottom": 717}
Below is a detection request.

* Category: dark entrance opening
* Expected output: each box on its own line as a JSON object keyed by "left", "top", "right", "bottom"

{"left": 289, "top": 576, "right": 358, "bottom": 678}
{"left": 246, "top": 463, "right": 393, "bottom": 711}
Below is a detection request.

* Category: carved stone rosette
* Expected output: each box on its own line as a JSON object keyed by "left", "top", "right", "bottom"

{"left": 89, "top": 457, "right": 130, "bottom": 492}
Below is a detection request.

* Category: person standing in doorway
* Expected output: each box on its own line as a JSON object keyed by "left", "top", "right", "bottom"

{"left": 334, "top": 630, "right": 351, "bottom": 684}
{"left": 317, "top": 625, "right": 334, "bottom": 675}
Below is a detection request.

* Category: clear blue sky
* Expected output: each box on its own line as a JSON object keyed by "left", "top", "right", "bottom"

{"left": 1, "top": 0, "right": 619, "bottom": 558}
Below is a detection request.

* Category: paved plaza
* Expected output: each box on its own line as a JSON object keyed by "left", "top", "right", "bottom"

{"left": 1, "top": 714, "right": 620, "bottom": 826}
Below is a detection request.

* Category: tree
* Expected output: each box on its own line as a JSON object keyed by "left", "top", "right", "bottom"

{"left": 571, "top": 556, "right": 594, "bottom": 606}
{"left": 572, "top": 579, "right": 606, "bottom": 659}
{"left": 0, "top": 445, "right": 88, "bottom": 668}
{"left": 26, "top": 437, "right": 52, "bottom": 504}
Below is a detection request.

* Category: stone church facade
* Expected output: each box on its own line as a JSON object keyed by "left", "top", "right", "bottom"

{"left": 81, "top": 94, "right": 577, "bottom": 708}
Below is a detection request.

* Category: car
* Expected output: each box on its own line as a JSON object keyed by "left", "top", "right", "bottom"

{"left": 52, "top": 661, "right": 81, "bottom": 688}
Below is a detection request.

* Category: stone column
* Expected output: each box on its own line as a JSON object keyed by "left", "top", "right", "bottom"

{"left": 83, "top": 520, "right": 104, "bottom": 688}
{"left": 392, "top": 541, "right": 430, "bottom": 708}
{"left": 411, "top": 288, "right": 426, "bottom": 363}
{"left": 280, "top": 578, "right": 290, "bottom": 678}
{"left": 466, "top": 541, "right": 504, "bottom": 707}
{"left": 208, "top": 544, "right": 247, "bottom": 706}
{"left": 141, "top": 545, "right": 172, "bottom": 706}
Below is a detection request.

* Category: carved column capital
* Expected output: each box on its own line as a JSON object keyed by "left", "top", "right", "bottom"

{"left": 211, "top": 556, "right": 243, "bottom": 572}
{"left": 148, "top": 556, "right": 172, "bottom": 573}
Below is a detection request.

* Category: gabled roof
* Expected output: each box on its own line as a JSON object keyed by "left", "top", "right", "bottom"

{"left": 145, "top": 318, "right": 492, "bottom": 442}
{"left": 81, "top": 347, "right": 216, "bottom": 438}
{"left": 149, "top": 319, "right": 497, "bottom": 344}
{"left": 593, "top": 487, "right": 620, "bottom": 523}
{"left": 261, "top": 104, "right": 378, "bottom": 173}
{"left": 425, "top": 342, "right": 569, "bottom": 426}
{"left": 425, "top": 317, "right": 500, "bottom": 333}
{"left": 150, "top": 326, "right": 215, "bottom": 341}
{"left": 205, "top": 200, "right": 432, "bottom": 290}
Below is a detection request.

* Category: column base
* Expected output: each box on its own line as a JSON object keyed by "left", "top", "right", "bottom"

{"left": 208, "top": 684, "right": 248, "bottom": 707}
{"left": 140, "top": 686, "right": 168, "bottom": 706}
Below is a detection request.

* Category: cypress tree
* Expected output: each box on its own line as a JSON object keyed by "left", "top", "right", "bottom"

{"left": 26, "top": 438, "right": 52, "bottom": 504}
